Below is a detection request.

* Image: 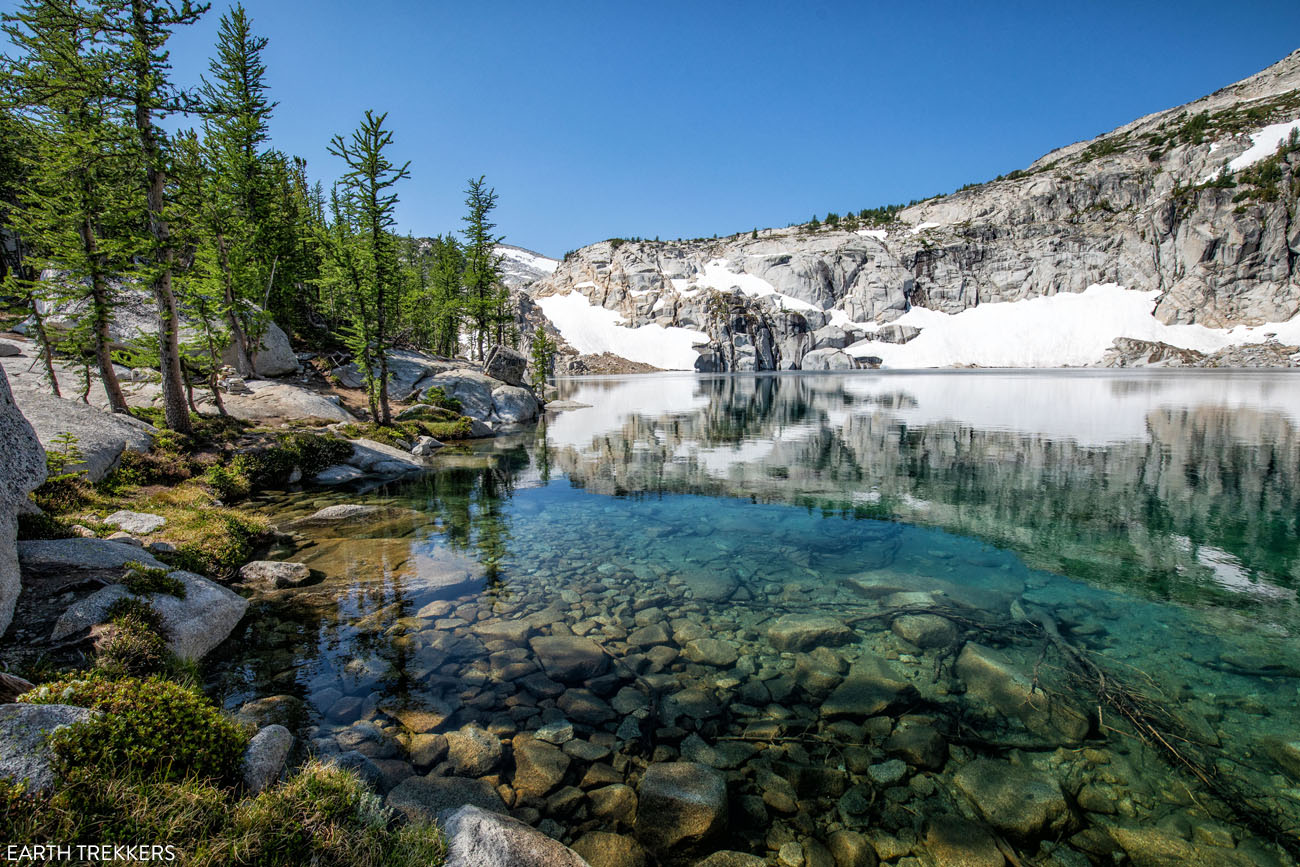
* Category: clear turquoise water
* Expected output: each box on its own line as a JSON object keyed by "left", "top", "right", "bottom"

{"left": 214, "top": 371, "right": 1300, "bottom": 865}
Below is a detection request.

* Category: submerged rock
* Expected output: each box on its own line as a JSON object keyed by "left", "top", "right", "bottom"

{"left": 511, "top": 734, "right": 571, "bottom": 798}
{"left": 924, "top": 815, "right": 1005, "bottom": 867}
{"left": 766, "top": 614, "right": 854, "bottom": 652}
{"left": 891, "top": 613, "right": 958, "bottom": 649}
{"left": 821, "top": 655, "right": 915, "bottom": 719}
{"left": 953, "top": 758, "right": 1074, "bottom": 840}
{"left": 289, "top": 504, "right": 383, "bottom": 526}
{"left": 530, "top": 635, "right": 609, "bottom": 683}
{"left": 956, "top": 642, "right": 1090, "bottom": 744}
{"left": 238, "top": 560, "right": 312, "bottom": 588}
{"left": 445, "top": 724, "right": 503, "bottom": 776}
{"left": 385, "top": 776, "right": 506, "bottom": 824}
{"left": 634, "top": 762, "right": 727, "bottom": 852}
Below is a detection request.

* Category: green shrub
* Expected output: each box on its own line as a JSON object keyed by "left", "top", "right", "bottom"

{"left": 420, "top": 386, "right": 462, "bottom": 413}
{"left": 32, "top": 474, "right": 94, "bottom": 514}
{"left": 240, "top": 433, "right": 352, "bottom": 491}
{"left": 104, "top": 596, "right": 167, "bottom": 634}
{"left": 45, "top": 431, "right": 86, "bottom": 477}
{"left": 17, "top": 510, "right": 76, "bottom": 540}
{"left": 95, "top": 604, "right": 171, "bottom": 679}
{"left": 204, "top": 461, "right": 253, "bottom": 501}
{"left": 20, "top": 675, "right": 248, "bottom": 784}
{"left": 121, "top": 561, "right": 187, "bottom": 598}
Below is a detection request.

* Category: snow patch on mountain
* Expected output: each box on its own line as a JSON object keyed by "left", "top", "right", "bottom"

{"left": 495, "top": 244, "right": 559, "bottom": 288}
{"left": 1204, "top": 118, "right": 1300, "bottom": 181}
{"left": 848, "top": 284, "right": 1300, "bottom": 369}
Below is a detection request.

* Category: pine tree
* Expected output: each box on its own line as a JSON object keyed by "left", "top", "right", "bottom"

{"left": 327, "top": 111, "right": 408, "bottom": 424}
{"left": 98, "top": 0, "right": 209, "bottom": 434}
{"left": 199, "top": 3, "right": 275, "bottom": 375}
{"left": 169, "top": 128, "right": 231, "bottom": 415}
{"left": 2, "top": 0, "right": 146, "bottom": 413}
{"left": 461, "top": 176, "right": 503, "bottom": 360}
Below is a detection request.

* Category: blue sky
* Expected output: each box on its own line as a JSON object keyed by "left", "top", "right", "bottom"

{"left": 6, "top": 1, "right": 1300, "bottom": 256}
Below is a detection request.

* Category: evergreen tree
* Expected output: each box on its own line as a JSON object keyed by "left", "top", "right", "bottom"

{"left": 529, "top": 329, "right": 555, "bottom": 391}
{"left": 327, "top": 110, "right": 408, "bottom": 426}
{"left": 99, "top": 0, "right": 209, "bottom": 434}
{"left": 198, "top": 2, "right": 275, "bottom": 377}
{"left": 461, "top": 176, "right": 503, "bottom": 360}
{"left": 169, "top": 128, "right": 231, "bottom": 415}
{"left": 2, "top": 0, "right": 145, "bottom": 413}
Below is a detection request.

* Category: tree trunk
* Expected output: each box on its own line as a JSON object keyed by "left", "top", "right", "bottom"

{"left": 78, "top": 216, "right": 129, "bottom": 414}
{"left": 23, "top": 282, "right": 60, "bottom": 398}
{"left": 216, "top": 233, "right": 254, "bottom": 377}
{"left": 131, "top": 0, "right": 191, "bottom": 435}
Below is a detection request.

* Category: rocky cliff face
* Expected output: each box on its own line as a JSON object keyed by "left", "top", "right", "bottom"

{"left": 0, "top": 367, "right": 46, "bottom": 636}
{"left": 526, "top": 50, "right": 1300, "bottom": 370}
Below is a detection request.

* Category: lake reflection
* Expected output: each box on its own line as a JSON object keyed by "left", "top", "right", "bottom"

{"left": 216, "top": 371, "right": 1300, "bottom": 867}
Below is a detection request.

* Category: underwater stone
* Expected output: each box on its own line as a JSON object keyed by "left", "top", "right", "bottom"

{"left": 683, "top": 638, "right": 739, "bottom": 667}
{"left": 530, "top": 635, "right": 610, "bottom": 683}
{"left": 766, "top": 614, "right": 855, "bottom": 652}
{"left": 634, "top": 762, "right": 728, "bottom": 852}
{"left": 386, "top": 777, "right": 506, "bottom": 824}
{"left": 953, "top": 758, "right": 1074, "bottom": 840}
{"left": 956, "top": 643, "right": 1090, "bottom": 745}
{"left": 588, "top": 783, "right": 638, "bottom": 824}
{"left": 827, "top": 830, "right": 878, "bottom": 867}
{"left": 924, "top": 815, "right": 1005, "bottom": 867}
{"left": 891, "top": 614, "right": 958, "bottom": 649}
{"left": 571, "top": 831, "right": 649, "bottom": 867}
{"left": 821, "top": 656, "right": 915, "bottom": 719}
{"left": 511, "top": 734, "right": 571, "bottom": 799}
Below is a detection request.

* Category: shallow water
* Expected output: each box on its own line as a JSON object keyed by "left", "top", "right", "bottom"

{"left": 213, "top": 371, "right": 1300, "bottom": 865}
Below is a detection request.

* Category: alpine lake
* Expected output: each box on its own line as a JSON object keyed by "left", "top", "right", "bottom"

{"left": 209, "top": 370, "right": 1300, "bottom": 867}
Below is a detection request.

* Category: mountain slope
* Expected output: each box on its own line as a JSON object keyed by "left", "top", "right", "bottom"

{"left": 524, "top": 49, "right": 1300, "bottom": 371}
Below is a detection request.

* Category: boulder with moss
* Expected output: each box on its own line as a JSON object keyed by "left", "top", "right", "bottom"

{"left": 52, "top": 570, "right": 248, "bottom": 661}
{"left": 0, "top": 703, "right": 98, "bottom": 794}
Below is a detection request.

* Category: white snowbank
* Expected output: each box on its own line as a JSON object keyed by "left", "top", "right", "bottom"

{"left": 856, "top": 229, "right": 888, "bottom": 241}
{"left": 692, "top": 259, "right": 819, "bottom": 311}
{"left": 1204, "top": 118, "right": 1300, "bottom": 180}
{"left": 536, "top": 292, "right": 708, "bottom": 370}
{"left": 495, "top": 245, "right": 558, "bottom": 275}
{"left": 846, "top": 284, "right": 1300, "bottom": 369}
{"left": 909, "top": 222, "right": 941, "bottom": 235}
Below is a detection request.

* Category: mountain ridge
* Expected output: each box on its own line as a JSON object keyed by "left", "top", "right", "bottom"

{"left": 515, "top": 48, "right": 1300, "bottom": 371}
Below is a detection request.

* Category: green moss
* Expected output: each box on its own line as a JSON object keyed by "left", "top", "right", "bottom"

{"left": 164, "top": 510, "right": 266, "bottom": 578}
{"left": 20, "top": 675, "right": 249, "bottom": 784}
{"left": 121, "top": 561, "right": 187, "bottom": 598}
{"left": 339, "top": 417, "right": 474, "bottom": 445}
